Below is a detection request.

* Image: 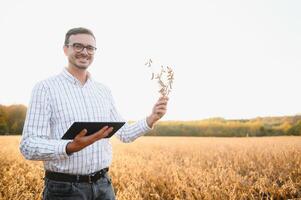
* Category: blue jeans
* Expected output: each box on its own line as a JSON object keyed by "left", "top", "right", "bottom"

{"left": 42, "top": 172, "right": 115, "bottom": 200}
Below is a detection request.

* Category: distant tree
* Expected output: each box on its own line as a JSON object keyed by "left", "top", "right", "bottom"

{"left": 278, "top": 121, "right": 292, "bottom": 134}
{"left": 0, "top": 106, "right": 8, "bottom": 135}
{"left": 287, "top": 120, "right": 301, "bottom": 136}
{"left": 0, "top": 117, "right": 8, "bottom": 134}
{"left": 6, "top": 105, "right": 27, "bottom": 134}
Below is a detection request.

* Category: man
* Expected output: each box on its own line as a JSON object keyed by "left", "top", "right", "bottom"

{"left": 20, "top": 27, "right": 169, "bottom": 200}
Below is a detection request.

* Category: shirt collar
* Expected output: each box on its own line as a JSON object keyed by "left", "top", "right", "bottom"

{"left": 61, "top": 68, "right": 93, "bottom": 86}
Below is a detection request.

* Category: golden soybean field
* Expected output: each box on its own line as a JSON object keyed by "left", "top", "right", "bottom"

{"left": 0, "top": 136, "right": 300, "bottom": 200}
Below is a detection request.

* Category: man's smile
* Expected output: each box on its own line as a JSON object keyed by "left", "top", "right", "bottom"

{"left": 75, "top": 55, "right": 90, "bottom": 63}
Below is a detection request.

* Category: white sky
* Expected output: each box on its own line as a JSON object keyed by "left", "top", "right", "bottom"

{"left": 0, "top": 0, "right": 301, "bottom": 121}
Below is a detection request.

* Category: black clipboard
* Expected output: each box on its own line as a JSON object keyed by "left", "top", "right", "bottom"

{"left": 61, "top": 122, "right": 125, "bottom": 140}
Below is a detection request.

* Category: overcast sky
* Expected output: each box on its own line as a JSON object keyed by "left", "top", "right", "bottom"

{"left": 0, "top": 0, "right": 301, "bottom": 121}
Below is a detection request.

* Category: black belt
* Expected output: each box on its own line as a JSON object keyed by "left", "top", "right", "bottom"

{"left": 45, "top": 167, "right": 109, "bottom": 183}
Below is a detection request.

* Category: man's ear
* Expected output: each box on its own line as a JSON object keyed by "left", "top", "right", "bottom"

{"left": 63, "top": 45, "right": 68, "bottom": 56}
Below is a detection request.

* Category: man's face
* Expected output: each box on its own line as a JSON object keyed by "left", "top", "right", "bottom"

{"left": 64, "top": 34, "right": 96, "bottom": 70}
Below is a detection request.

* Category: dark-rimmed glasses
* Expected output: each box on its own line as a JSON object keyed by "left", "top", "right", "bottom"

{"left": 67, "top": 43, "right": 97, "bottom": 55}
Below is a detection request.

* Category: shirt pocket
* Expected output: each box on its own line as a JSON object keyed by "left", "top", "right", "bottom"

{"left": 90, "top": 99, "right": 111, "bottom": 122}
{"left": 52, "top": 102, "right": 78, "bottom": 124}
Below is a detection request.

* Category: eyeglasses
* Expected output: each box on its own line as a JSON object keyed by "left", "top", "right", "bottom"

{"left": 67, "top": 43, "right": 97, "bottom": 55}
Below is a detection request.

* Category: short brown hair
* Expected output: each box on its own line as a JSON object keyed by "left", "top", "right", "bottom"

{"left": 64, "top": 27, "right": 95, "bottom": 46}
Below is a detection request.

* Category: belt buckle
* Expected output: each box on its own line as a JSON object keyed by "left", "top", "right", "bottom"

{"left": 88, "top": 175, "right": 92, "bottom": 184}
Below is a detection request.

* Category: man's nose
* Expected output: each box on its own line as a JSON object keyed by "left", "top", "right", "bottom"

{"left": 81, "top": 47, "right": 89, "bottom": 55}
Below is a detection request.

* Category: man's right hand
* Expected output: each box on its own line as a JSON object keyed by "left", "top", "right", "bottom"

{"left": 66, "top": 126, "right": 113, "bottom": 154}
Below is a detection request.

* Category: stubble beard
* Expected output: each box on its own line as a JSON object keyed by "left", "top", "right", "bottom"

{"left": 69, "top": 57, "right": 90, "bottom": 70}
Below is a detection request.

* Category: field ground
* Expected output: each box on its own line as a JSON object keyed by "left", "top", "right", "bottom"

{"left": 0, "top": 136, "right": 300, "bottom": 200}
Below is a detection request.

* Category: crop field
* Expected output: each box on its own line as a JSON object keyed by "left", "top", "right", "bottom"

{"left": 0, "top": 136, "right": 300, "bottom": 200}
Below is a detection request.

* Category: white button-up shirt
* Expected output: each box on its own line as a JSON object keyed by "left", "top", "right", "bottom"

{"left": 20, "top": 68, "right": 151, "bottom": 175}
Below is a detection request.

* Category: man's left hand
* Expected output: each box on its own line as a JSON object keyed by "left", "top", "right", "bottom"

{"left": 146, "top": 96, "right": 169, "bottom": 128}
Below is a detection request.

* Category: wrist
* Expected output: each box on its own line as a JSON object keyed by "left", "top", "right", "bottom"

{"left": 66, "top": 142, "right": 75, "bottom": 155}
{"left": 146, "top": 115, "right": 157, "bottom": 128}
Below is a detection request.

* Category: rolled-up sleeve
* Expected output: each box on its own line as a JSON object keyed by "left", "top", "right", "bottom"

{"left": 19, "top": 81, "right": 71, "bottom": 161}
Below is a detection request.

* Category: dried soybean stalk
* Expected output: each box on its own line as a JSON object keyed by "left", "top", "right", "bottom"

{"left": 145, "top": 59, "right": 174, "bottom": 96}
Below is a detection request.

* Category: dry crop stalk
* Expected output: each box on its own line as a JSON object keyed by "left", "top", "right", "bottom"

{"left": 145, "top": 59, "right": 174, "bottom": 96}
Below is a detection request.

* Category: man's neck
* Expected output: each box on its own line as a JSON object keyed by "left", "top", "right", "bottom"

{"left": 67, "top": 66, "right": 88, "bottom": 85}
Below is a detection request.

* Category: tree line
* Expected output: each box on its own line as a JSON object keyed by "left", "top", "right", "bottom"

{"left": 0, "top": 104, "right": 301, "bottom": 136}
{"left": 0, "top": 105, "right": 26, "bottom": 135}
{"left": 148, "top": 116, "right": 301, "bottom": 137}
